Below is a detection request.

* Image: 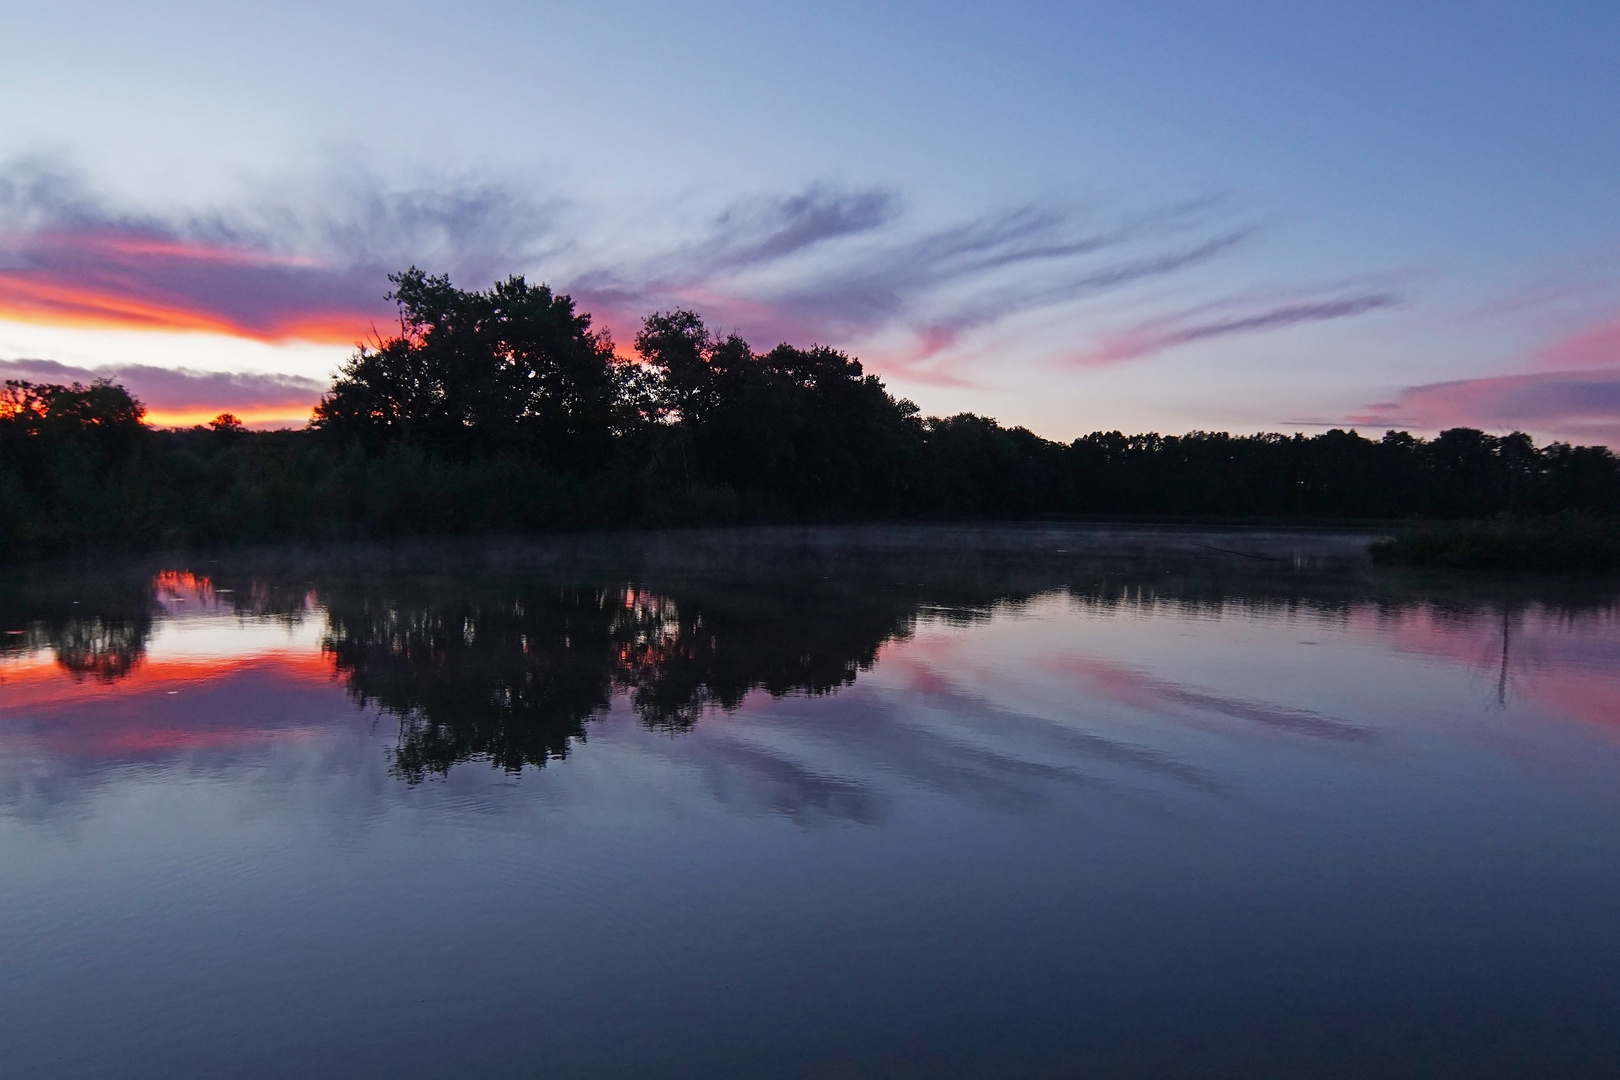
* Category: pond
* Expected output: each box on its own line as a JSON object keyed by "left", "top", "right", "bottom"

{"left": 3, "top": 525, "right": 1619, "bottom": 1079}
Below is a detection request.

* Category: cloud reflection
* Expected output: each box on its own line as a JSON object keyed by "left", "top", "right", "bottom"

{"left": 1053, "top": 657, "right": 1374, "bottom": 742}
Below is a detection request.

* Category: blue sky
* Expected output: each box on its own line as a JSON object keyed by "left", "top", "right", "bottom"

{"left": 2, "top": 1, "right": 1617, "bottom": 440}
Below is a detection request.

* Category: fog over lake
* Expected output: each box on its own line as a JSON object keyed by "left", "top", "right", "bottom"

{"left": 3, "top": 526, "right": 1618, "bottom": 1079}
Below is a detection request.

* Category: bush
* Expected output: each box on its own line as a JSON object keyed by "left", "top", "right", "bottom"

{"left": 1369, "top": 516, "right": 1620, "bottom": 573}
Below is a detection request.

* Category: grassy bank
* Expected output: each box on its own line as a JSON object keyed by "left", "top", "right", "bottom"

{"left": 1369, "top": 516, "right": 1620, "bottom": 573}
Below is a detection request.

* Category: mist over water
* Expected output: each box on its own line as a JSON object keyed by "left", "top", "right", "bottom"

{"left": 3, "top": 525, "right": 1619, "bottom": 1079}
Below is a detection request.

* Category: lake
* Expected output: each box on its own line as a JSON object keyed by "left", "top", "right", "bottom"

{"left": 3, "top": 525, "right": 1619, "bottom": 1079}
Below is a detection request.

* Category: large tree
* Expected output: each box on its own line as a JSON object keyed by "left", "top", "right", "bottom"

{"left": 313, "top": 268, "right": 633, "bottom": 468}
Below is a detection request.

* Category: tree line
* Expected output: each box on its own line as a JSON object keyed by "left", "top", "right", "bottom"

{"left": 3, "top": 267, "right": 1618, "bottom": 560}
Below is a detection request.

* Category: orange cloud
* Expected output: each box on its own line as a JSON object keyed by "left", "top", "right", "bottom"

{"left": 0, "top": 274, "right": 373, "bottom": 344}
{"left": 0, "top": 226, "right": 390, "bottom": 343}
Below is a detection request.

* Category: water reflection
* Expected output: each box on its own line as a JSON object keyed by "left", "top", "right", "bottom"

{"left": 3, "top": 527, "right": 1617, "bottom": 789}
{"left": 0, "top": 577, "right": 152, "bottom": 682}
{"left": 5, "top": 529, "right": 1620, "bottom": 1079}
{"left": 321, "top": 581, "right": 917, "bottom": 781}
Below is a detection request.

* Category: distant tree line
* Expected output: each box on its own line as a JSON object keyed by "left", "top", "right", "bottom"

{"left": 3, "top": 267, "right": 1618, "bottom": 560}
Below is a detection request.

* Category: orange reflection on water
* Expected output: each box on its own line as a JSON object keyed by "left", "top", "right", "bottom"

{"left": 0, "top": 651, "right": 331, "bottom": 708}
{"left": 0, "top": 566, "right": 343, "bottom": 757}
{"left": 0, "top": 650, "right": 343, "bottom": 758}
{"left": 153, "top": 569, "right": 214, "bottom": 598}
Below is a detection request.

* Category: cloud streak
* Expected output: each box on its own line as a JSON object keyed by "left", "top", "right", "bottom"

{"left": 2, "top": 161, "right": 1277, "bottom": 388}
{"left": 1072, "top": 289, "right": 1401, "bottom": 366}
{"left": 2, "top": 158, "right": 1426, "bottom": 404}
{"left": 685, "top": 185, "right": 901, "bottom": 274}
{"left": 572, "top": 194, "right": 1260, "bottom": 384}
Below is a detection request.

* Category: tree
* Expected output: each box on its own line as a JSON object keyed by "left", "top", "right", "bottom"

{"left": 313, "top": 268, "right": 632, "bottom": 469}
{"left": 634, "top": 310, "right": 923, "bottom": 515}
{"left": 1, "top": 379, "right": 147, "bottom": 465}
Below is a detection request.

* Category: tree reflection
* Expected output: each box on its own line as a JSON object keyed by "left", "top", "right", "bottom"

{"left": 0, "top": 578, "right": 153, "bottom": 681}
{"left": 319, "top": 582, "right": 915, "bottom": 781}
{"left": 6, "top": 529, "right": 1619, "bottom": 784}
{"left": 48, "top": 617, "right": 151, "bottom": 680}
{"left": 324, "top": 588, "right": 651, "bottom": 779}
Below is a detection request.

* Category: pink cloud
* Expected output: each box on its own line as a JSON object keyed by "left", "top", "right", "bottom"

{"left": 3, "top": 165, "right": 1423, "bottom": 405}
{"left": 1345, "top": 366, "right": 1620, "bottom": 446}
{"left": 0, "top": 165, "right": 1292, "bottom": 398}
{"left": 568, "top": 197, "right": 1258, "bottom": 381}
{"left": 1534, "top": 317, "right": 1620, "bottom": 370}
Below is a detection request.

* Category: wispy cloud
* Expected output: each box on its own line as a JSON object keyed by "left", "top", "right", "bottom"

{"left": 682, "top": 185, "right": 901, "bottom": 274}
{"left": 1070, "top": 288, "right": 1401, "bottom": 366}
{"left": 572, "top": 194, "right": 1258, "bottom": 383}
{"left": 0, "top": 357, "right": 324, "bottom": 428}
{"left": 1, "top": 160, "right": 1269, "bottom": 387}
{"left": 0, "top": 160, "right": 560, "bottom": 345}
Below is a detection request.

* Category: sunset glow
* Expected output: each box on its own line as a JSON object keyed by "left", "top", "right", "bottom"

{"left": 141, "top": 404, "right": 320, "bottom": 429}
{"left": 0, "top": 276, "right": 375, "bottom": 344}
{"left": 0, "top": 225, "right": 388, "bottom": 351}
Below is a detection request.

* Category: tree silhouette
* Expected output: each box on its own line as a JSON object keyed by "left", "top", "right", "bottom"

{"left": 4, "top": 267, "right": 1619, "bottom": 562}
{"left": 313, "top": 268, "right": 632, "bottom": 469}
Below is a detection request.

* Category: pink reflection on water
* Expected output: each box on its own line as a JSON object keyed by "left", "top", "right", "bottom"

{"left": 1345, "top": 604, "right": 1620, "bottom": 726}
{"left": 875, "top": 597, "right": 1620, "bottom": 735}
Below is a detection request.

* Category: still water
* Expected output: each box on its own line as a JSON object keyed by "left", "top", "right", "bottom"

{"left": 2, "top": 526, "right": 1619, "bottom": 1079}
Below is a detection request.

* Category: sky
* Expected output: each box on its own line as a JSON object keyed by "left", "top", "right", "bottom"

{"left": 1, "top": 1, "right": 1618, "bottom": 442}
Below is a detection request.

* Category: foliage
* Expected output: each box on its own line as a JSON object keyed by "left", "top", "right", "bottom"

{"left": 1369, "top": 515, "right": 1620, "bottom": 573}
{"left": 312, "top": 268, "right": 631, "bottom": 468}
{"left": 0, "top": 379, "right": 152, "bottom": 557}
{"left": 633, "top": 309, "right": 924, "bottom": 515}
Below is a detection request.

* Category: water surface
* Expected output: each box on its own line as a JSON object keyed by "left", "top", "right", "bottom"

{"left": 3, "top": 526, "right": 1619, "bottom": 1078}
